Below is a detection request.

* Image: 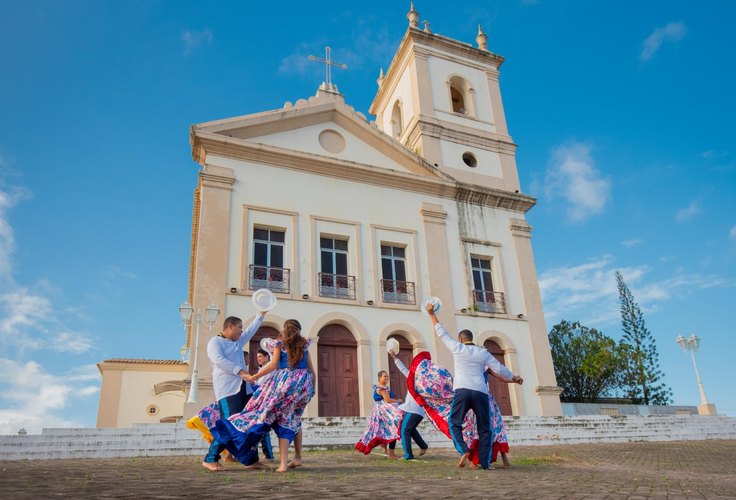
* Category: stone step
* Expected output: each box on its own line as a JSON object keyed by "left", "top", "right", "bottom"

{"left": 1, "top": 415, "right": 733, "bottom": 460}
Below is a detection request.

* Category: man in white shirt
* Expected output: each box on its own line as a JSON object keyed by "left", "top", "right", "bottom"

{"left": 202, "top": 312, "right": 265, "bottom": 472}
{"left": 388, "top": 350, "right": 429, "bottom": 460}
{"left": 425, "top": 302, "right": 523, "bottom": 470}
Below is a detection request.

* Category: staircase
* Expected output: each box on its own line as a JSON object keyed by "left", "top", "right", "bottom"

{"left": 1, "top": 415, "right": 734, "bottom": 460}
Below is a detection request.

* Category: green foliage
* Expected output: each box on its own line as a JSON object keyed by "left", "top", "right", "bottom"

{"left": 548, "top": 320, "right": 628, "bottom": 402}
{"left": 615, "top": 271, "right": 672, "bottom": 405}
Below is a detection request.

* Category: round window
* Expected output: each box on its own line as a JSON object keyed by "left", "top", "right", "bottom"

{"left": 318, "top": 129, "right": 346, "bottom": 154}
{"left": 146, "top": 404, "right": 159, "bottom": 416}
{"left": 462, "top": 152, "right": 478, "bottom": 168}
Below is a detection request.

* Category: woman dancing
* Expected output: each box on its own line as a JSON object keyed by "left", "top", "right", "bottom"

{"left": 355, "top": 370, "right": 403, "bottom": 459}
{"left": 212, "top": 319, "right": 314, "bottom": 472}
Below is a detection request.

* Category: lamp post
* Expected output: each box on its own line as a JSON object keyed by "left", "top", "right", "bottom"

{"left": 179, "top": 301, "right": 219, "bottom": 404}
{"left": 675, "top": 334, "right": 717, "bottom": 415}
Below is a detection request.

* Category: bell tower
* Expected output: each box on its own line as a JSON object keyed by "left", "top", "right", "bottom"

{"left": 370, "top": 4, "right": 520, "bottom": 193}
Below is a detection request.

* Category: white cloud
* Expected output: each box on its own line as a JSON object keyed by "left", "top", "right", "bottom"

{"left": 640, "top": 22, "right": 687, "bottom": 61}
{"left": 539, "top": 257, "right": 733, "bottom": 332}
{"left": 182, "top": 28, "right": 213, "bottom": 55}
{"left": 0, "top": 359, "right": 99, "bottom": 434}
{"left": 675, "top": 201, "right": 700, "bottom": 222}
{"left": 729, "top": 225, "right": 736, "bottom": 241}
{"left": 544, "top": 142, "right": 612, "bottom": 222}
{"left": 621, "top": 239, "right": 643, "bottom": 248}
{"left": 0, "top": 287, "right": 95, "bottom": 354}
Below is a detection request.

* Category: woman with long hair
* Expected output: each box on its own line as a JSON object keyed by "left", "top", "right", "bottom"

{"left": 212, "top": 319, "right": 315, "bottom": 472}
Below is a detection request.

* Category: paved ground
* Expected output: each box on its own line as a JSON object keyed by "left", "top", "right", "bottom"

{"left": 0, "top": 440, "right": 734, "bottom": 499}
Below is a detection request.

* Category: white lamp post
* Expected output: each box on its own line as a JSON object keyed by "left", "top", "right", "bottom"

{"left": 675, "top": 334, "right": 717, "bottom": 415}
{"left": 179, "top": 301, "right": 219, "bottom": 404}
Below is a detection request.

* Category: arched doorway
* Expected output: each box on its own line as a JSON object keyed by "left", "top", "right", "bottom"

{"left": 387, "top": 334, "right": 412, "bottom": 401}
{"left": 484, "top": 339, "right": 512, "bottom": 415}
{"left": 317, "top": 324, "right": 359, "bottom": 416}
{"left": 248, "top": 326, "right": 280, "bottom": 375}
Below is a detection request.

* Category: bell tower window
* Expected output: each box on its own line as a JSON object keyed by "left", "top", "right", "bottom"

{"left": 390, "top": 100, "right": 403, "bottom": 139}
{"left": 448, "top": 76, "right": 474, "bottom": 116}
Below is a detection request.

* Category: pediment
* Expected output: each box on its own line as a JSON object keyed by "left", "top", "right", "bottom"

{"left": 191, "top": 93, "right": 453, "bottom": 181}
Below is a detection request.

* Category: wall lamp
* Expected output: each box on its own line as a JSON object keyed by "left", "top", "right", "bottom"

{"left": 461, "top": 308, "right": 468, "bottom": 313}
{"left": 230, "top": 287, "right": 238, "bottom": 293}
{"left": 302, "top": 294, "right": 309, "bottom": 300}
{"left": 367, "top": 300, "right": 374, "bottom": 305}
{"left": 517, "top": 313, "right": 525, "bottom": 319}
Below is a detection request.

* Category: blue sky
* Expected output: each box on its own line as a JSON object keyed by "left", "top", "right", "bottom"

{"left": 0, "top": 1, "right": 734, "bottom": 433}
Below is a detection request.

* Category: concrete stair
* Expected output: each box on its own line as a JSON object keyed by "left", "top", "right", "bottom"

{"left": 1, "top": 415, "right": 734, "bottom": 460}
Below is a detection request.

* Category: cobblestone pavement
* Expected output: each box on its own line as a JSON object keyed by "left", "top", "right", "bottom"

{"left": 0, "top": 440, "right": 734, "bottom": 499}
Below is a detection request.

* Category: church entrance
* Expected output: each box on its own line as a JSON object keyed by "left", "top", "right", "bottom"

{"left": 387, "top": 333, "right": 412, "bottom": 402}
{"left": 248, "top": 326, "right": 280, "bottom": 375}
{"left": 484, "top": 339, "right": 512, "bottom": 415}
{"left": 317, "top": 324, "right": 359, "bottom": 416}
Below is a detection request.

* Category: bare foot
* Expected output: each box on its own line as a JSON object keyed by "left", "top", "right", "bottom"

{"left": 243, "top": 461, "right": 265, "bottom": 470}
{"left": 469, "top": 462, "right": 479, "bottom": 470}
{"left": 222, "top": 454, "right": 238, "bottom": 463}
{"left": 202, "top": 461, "right": 226, "bottom": 472}
{"left": 387, "top": 452, "right": 399, "bottom": 460}
{"left": 501, "top": 453, "right": 511, "bottom": 468}
{"left": 287, "top": 459, "right": 302, "bottom": 469}
{"left": 457, "top": 452, "right": 470, "bottom": 468}
{"left": 418, "top": 448, "right": 428, "bottom": 457}
{"left": 275, "top": 465, "right": 288, "bottom": 473}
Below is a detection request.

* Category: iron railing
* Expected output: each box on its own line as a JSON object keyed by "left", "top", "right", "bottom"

{"left": 473, "top": 290, "right": 506, "bottom": 314}
{"left": 318, "top": 273, "right": 356, "bottom": 300}
{"left": 249, "top": 264, "right": 290, "bottom": 293}
{"left": 380, "top": 279, "right": 416, "bottom": 305}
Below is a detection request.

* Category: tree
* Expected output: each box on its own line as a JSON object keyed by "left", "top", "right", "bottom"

{"left": 548, "top": 320, "right": 628, "bottom": 402}
{"left": 615, "top": 271, "right": 672, "bottom": 405}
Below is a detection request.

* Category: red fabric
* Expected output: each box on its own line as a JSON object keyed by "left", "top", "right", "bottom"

{"left": 492, "top": 441, "right": 509, "bottom": 463}
{"left": 354, "top": 437, "right": 397, "bottom": 455}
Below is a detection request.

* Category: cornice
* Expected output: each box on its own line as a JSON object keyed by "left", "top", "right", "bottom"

{"left": 414, "top": 116, "right": 517, "bottom": 154}
{"left": 192, "top": 132, "right": 535, "bottom": 213}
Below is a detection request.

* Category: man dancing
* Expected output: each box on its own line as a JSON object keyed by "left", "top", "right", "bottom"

{"left": 388, "top": 350, "right": 429, "bottom": 460}
{"left": 424, "top": 302, "right": 523, "bottom": 470}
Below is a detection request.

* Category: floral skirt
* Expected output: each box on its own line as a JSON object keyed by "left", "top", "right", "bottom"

{"left": 211, "top": 367, "right": 314, "bottom": 464}
{"left": 408, "top": 352, "right": 509, "bottom": 463}
{"left": 355, "top": 401, "right": 404, "bottom": 454}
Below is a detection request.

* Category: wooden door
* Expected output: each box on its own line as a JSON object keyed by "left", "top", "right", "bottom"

{"left": 248, "top": 326, "right": 280, "bottom": 375}
{"left": 387, "top": 334, "right": 412, "bottom": 401}
{"left": 484, "top": 339, "right": 513, "bottom": 415}
{"left": 317, "top": 324, "right": 359, "bottom": 416}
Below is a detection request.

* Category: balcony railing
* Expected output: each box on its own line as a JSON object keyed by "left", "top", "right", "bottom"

{"left": 380, "top": 279, "right": 416, "bottom": 305}
{"left": 318, "top": 273, "right": 356, "bottom": 300}
{"left": 249, "top": 264, "right": 290, "bottom": 294}
{"left": 473, "top": 290, "right": 506, "bottom": 314}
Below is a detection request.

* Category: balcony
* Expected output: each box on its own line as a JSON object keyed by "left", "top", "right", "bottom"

{"left": 319, "top": 273, "right": 356, "bottom": 300}
{"left": 249, "top": 264, "right": 290, "bottom": 294}
{"left": 473, "top": 290, "right": 506, "bottom": 314}
{"left": 380, "top": 279, "right": 416, "bottom": 305}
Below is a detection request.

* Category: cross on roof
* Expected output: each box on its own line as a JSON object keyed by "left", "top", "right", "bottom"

{"left": 308, "top": 47, "right": 348, "bottom": 91}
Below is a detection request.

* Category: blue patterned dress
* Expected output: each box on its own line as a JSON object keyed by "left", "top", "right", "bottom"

{"left": 355, "top": 385, "right": 404, "bottom": 454}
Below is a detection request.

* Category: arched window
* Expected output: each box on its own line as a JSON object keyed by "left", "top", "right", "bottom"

{"left": 390, "top": 100, "right": 403, "bottom": 139}
{"left": 448, "top": 76, "right": 473, "bottom": 115}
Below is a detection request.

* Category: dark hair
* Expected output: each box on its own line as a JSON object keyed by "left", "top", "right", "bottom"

{"left": 223, "top": 316, "right": 242, "bottom": 330}
{"left": 458, "top": 329, "right": 473, "bottom": 342}
{"left": 377, "top": 370, "right": 388, "bottom": 379}
{"left": 257, "top": 348, "right": 269, "bottom": 358}
{"left": 282, "top": 319, "right": 307, "bottom": 367}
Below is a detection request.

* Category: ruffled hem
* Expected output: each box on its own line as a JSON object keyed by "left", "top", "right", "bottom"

{"left": 491, "top": 441, "right": 510, "bottom": 463}
{"left": 355, "top": 437, "right": 398, "bottom": 455}
{"left": 211, "top": 419, "right": 267, "bottom": 466}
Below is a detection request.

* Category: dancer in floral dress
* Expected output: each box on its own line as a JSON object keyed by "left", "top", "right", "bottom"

{"left": 212, "top": 319, "right": 314, "bottom": 473}
{"left": 355, "top": 371, "right": 404, "bottom": 458}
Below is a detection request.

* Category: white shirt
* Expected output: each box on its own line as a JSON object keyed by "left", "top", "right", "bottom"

{"left": 207, "top": 314, "right": 265, "bottom": 401}
{"left": 435, "top": 323, "right": 513, "bottom": 394}
{"left": 393, "top": 357, "right": 426, "bottom": 417}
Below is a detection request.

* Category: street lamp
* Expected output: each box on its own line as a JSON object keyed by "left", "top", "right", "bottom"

{"left": 179, "top": 301, "right": 219, "bottom": 403}
{"left": 675, "top": 334, "right": 716, "bottom": 415}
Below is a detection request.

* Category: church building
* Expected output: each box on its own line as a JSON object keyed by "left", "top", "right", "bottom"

{"left": 96, "top": 4, "right": 562, "bottom": 427}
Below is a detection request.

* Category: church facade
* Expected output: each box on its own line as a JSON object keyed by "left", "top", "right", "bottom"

{"left": 97, "top": 7, "right": 562, "bottom": 427}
